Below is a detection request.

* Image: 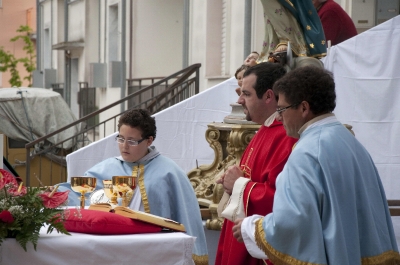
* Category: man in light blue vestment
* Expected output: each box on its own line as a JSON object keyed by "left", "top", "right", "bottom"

{"left": 233, "top": 66, "right": 400, "bottom": 264}
{"left": 58, "top": 109, "right": 208, "bottom": 265}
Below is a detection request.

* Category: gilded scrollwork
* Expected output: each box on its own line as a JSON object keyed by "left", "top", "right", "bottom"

{"left": 187, "top": 122, "right": 260, "bottom": 230}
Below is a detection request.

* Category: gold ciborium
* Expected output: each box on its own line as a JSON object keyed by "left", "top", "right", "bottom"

{"left": 89, "top": 180, "right": 114, "bottom": 205}
{"left": 103, "top": 180, "right": 114, "bottom": 202}
{"left": 71, "top": 176, "right": 97, "bottom": 209}
{"left": 112, "top": 176, "right": 137, "bottom": 207}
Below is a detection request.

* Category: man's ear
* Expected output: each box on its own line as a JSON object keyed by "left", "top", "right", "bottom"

{"left": 264, "top": 89, "right": 275, "bottom": 103}
{"left": 146, "top": 136, "right": 154, "bottom": 146}
{"left": 300, "top": 101, "right": 311, "bottom": 118}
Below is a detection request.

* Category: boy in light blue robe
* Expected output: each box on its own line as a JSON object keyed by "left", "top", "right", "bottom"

{"left": 234, "top": 66, "right": 400, "bottom": 264}
{"left": 58, "top": 109, "right": 208, "bottom": 265}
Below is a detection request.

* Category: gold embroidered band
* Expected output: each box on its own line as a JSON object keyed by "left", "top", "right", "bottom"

{"left": 135, "top": 164, "right": 150, "bottom": 213}
{"left": 192, "top": 254, "right": 209, "bottom": 265}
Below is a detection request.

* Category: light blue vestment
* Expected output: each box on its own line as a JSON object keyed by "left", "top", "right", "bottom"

{"left": 256, "top": 120, "right": 400, "bottom": 264}
{"left": 58, "top": 147, "right": 208, "bottom": 263}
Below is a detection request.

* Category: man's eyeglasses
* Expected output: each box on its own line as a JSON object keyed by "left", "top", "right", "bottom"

{"left": 115, "top": 136, "right": 146, "bottom": 146}
{"left": 276, "top": 103, "right": 299, "bottom": 115}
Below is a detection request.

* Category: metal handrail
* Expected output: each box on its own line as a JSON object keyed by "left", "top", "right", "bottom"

{"left": 24, "top": 63, "right": 201, "bottom": 186}
{"left": 388, "top": 200, "right": 400, "bottom": 216}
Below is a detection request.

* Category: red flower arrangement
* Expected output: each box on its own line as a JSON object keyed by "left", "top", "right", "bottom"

{"left": 0, "top": 210, "right": 14, "bottom": 223}
{"left": 0, "top": 169, "right": 70, "bottom": 250}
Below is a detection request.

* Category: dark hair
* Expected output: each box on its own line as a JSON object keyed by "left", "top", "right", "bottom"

{"left": 235, "top": 64, "right": 251, "bottom": 79}
{"left": 118, "top": 109, "right": 157, "bottom": 140}
{"left": 243, "top": 62, "right": 287, "bottom": 99}
{"left": 273, "top": 66, "right": 336, "bottom": 115}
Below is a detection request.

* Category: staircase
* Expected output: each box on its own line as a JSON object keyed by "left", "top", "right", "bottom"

{"left": 23, "top": 64, "right": 201, "bottom": 186}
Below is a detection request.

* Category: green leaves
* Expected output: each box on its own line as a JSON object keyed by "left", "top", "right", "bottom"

{"left": 0, "top": 25, "right": 36, "bottom": 87}
{"left": 0, "top": 186, "right": 70, "bottom": 251}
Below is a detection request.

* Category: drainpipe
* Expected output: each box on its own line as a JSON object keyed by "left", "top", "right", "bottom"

{"left": 244, "top": 0, "right": 252, "bottom": 60}
{"left": 120, "top": 0, "right": 126, "bottom": 113}
{"left": 182, "top": 0, "right": 189, "bottom": 68}
{"left": 36, "top": 0, "right": 41, "bottom": 71}
{"left": 64, "top": 0, "right": 70, "bottom": 105}
{"left": 51, "top": 0, "right": 53, "bottom": 67}
{"left": 64, "top": 0, "right": 69, "bottom": 49}
{"left": 99, "top": 0, "right": 101, "bottom": 63}
{"left": 129, "top": 0, "right": 133, "bottom": 79}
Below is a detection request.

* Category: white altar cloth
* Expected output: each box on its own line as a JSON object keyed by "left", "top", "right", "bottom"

{"left": 0, "top": 226, "right": 195, "bottom": 265}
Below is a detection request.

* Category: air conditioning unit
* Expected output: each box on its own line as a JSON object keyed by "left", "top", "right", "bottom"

{"left": 32, "top": 70, "right": 44, "bottom": 88}
{"left": 109, "top": 61, "right": 122, "bottom": 88}
{"left": 376, "top": 0, "right": 399, "bottom": 25}
{"left": 32, "top": 69, "right": 57, "bottom": 88}
{"left": 89, "top": 63, "right": 107, "bottom": 88}
{"left": 351, "top": 0, "right": 375, "bottom": 28}
{"left": 44, "top": 69, "right": 57, "bottom": 89}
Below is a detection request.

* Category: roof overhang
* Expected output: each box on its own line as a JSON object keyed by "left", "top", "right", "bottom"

{"left": 52, "top": 41, "right": 84, "bottom": 50}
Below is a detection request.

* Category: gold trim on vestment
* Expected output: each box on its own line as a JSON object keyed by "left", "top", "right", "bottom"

{"left": 310, "top": 52, "right": 327, "bottom": 58}
{"left": 245, "top": 183, "right": 257, "bottom": 216}
{"left": 132, "top": 166, "right": 138, "bottom": 177}
{"left": 255, "top": 218, "right": 400, "bottom": 265}
{"left": 255, "top": 218, "right": 324, "bottom": 265}
{"left": 241, "top": 148, "right": 254, "bottom": 178}
{"left": 192, "top": 254, "right": 209, "bottom": 265}
{"left": 275, "top": 42, "right": 289, "bottom": 50}
{"left": 136, "top": 164, "right": 150, "bottom": 213}
{"left": 284, "top": 0, "right": 294, "bottom": 8}
{"left": 361, "top": 250, "right": 400, "bottom": 265}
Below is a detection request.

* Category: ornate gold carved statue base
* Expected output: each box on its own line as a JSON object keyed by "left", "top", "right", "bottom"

{"left": 187, "top": 121, "right": 260, "bottom": 230}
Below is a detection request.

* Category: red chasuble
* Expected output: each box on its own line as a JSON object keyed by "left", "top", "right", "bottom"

{"left": 215, "top": 120, "right": 297, "bottom": 265}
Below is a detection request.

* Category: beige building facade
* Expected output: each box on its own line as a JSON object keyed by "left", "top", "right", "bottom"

{"left": 33, "top": 0, "right": 397, "bottom": 120}
{"left": 0, "top": 0, "right": 36, "bottom": 88}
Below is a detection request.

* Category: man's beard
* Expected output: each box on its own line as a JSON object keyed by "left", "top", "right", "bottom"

{"left": 245, "top": 113, "right": 252, "bottom": 121}
{"left": 244, "top": 110, "right": 252, "bottom": 121}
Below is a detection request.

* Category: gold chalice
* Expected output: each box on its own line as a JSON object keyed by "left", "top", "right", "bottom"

{"left": 112, "top": 176, "right": 137, "bottom": 207}
{"left": 71, "top": 176, "right": 97, "bottom": 209}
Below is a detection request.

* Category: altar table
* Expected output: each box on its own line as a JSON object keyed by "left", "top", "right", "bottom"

{"left": 0, "top": 226, "right": 195, "bottom": 265}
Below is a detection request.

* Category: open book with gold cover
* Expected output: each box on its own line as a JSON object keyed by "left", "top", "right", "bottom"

{"left": 88, "top": 203, "right": 186, "bottom": 232}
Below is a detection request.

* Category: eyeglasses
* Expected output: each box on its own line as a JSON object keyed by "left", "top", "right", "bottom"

{"left": 115, "top": 136, "right": 146, "bottom": 146}
{"left": 276, "top": 103, "right": 299, "bottom": 115}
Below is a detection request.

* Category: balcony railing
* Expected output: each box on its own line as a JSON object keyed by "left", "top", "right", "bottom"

{"left": 24, "top": 63, "right": 201, "bottom": 186}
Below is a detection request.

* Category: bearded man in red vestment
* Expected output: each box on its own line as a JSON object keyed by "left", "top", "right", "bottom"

{"left": 215, "top": 62, "right": 297, "bottom": 265}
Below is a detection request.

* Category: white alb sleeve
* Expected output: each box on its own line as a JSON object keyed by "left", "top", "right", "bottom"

{"left": 242, "top": 215, "right": 268, "bottom": 259}
{"left": 220, "top": 177, "right": 250, "bottom": 221}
